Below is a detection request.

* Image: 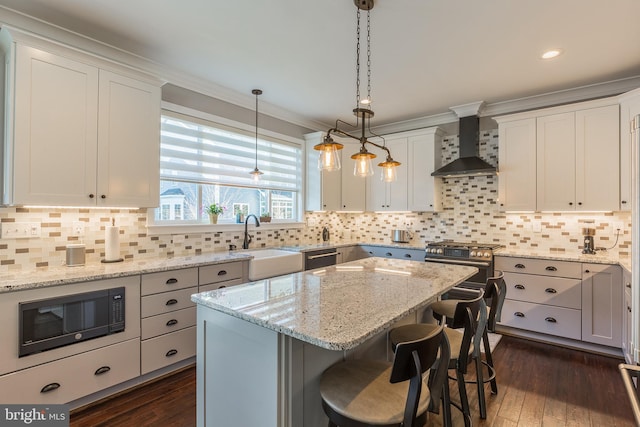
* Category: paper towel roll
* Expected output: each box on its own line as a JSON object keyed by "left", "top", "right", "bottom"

{"left": 105, "top": 226, "right": 120, "bottom": 261}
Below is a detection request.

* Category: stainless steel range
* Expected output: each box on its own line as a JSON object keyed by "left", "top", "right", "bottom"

{"left": 425, "top": 241, "right": 502, "bottom": 297}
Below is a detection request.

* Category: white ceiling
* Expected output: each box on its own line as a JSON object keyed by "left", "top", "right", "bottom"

{"left": 1, "top": 0, "right": 640, "bottom": 129}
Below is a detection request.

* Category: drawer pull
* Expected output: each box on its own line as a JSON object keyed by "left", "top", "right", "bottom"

{"left": 217, "top": 270, "right": 227, "bottom": 276}
{"left": 166, "top": 299, "right": 178, "bottom": 306}
{"left": 585, "top": 269, "right": 590, "bottom": 273}
{"left": 368, "top": 251, "right": 374, "bottom": 255}
{"left": 166, "top": 349, "right": 178, "bottom": 357}
{"left": 514, "top": 312, "right": 525, "bottom": 318}
{"left": 94, "top": 366, "right": 111, "bottom": 376}
{"left": 545, "top": 317, "right": 557, "bottom": 323}
{"left": 627, "top": 283, "right": 632, "bottom": 289}
{"left": 385, "top": 252, "right": 393, "bottom": 257}
{"left": 515, "top": 263, "right": 526, "bottom": 269}
{"left": 545, "top": 266, "right": 558, "bottom": 272}
{"left": 545, "top": 288, "right": 557, "bottom": 294}
{"left": 629, "top": 306, "right": 632, "bottom": 313}
{"left": 218, "top": 285, "right": 227, "bottom": 289}
{"left": 166, "top": 278, "right": 178, "bottom": 285}
{"left": 41, "top": 383, "right": 60, "bottom": 393}
{"left": 514, "top": 284, "right": 525, "bottom": 290}
{"left": 166, "top": 319, "right": 178, "bottom": 326}
{"left": 404, "top": 254, "right": 412, "bottom": 258}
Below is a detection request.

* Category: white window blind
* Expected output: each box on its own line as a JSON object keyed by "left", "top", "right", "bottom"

{"left": 160, "top": 112, "right": 302, "bottom": 192}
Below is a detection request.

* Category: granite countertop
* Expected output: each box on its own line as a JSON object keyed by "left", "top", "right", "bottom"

{"left": 0, "top": 252, "right": 253, "bottom": 293}
{"left": 191, "top": 257, "right": 477, "bottom": 351}
{"left": 495, "top": 247, "right": 631, "bottom": 272}
{"left": 281, "top": 240, "right": 425, "bottom": 252}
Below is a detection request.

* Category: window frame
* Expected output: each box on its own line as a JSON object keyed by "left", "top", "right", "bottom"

{"left": 147, "top": 102, "right": 306, "bottom": 236}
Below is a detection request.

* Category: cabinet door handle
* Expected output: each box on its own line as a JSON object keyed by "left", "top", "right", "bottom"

{"left": 545, "top": 266, "right": 557, "bottom": 272}
{"left": 385, "top": 252, "right": 393, "bottom": 257}
{"left": 622, "top": 200, "right": 628, "bottom": 204}
{"left": 578, "top": 202, "right": 582, "bottom": 206}
{"left": 569, "top": 202, "right": 573, "bottom": 206}
{"left": 514, "top": 312, "right": 525, "bottom": 318}
{"left": 41, "top": 383, "right": 60, "bottom": 393}
{"left": 94, "top": 366, "right": 111, "bottom": 376}
{"left": 627, "top": 283, "right": 632, "bottom": 289}
{"left": 585, "top": 269, "right": 590, "bottom": 273}
{"left": 545, "top": 317, "right": 557, "bottom": 323}
{"left": 404, "top": 254, "right": 412, "bottom": 258}
{"left": 545, "top": 288, "right": 557, "bottom": 294}
{"left": 166, "top": 349, "right": 178, "bottom": 357}
{"left": 166, "top": 278, "right": 178, "bottom": 284}
{"left": 515, "top": 263, "right": 526, "bottom": 269}
{"left": 217, "top": 270, "right": 227, "bottom": 276}
{"left": 89, "top": 194, "right": 95, "bottom": 199}
{"left": 629, "top": 306, "right": 632, "bottom": 313}
{"left": 166, "top": 319, "right": 178, "bottom": 326}
{"left": 166, "top": 299, "right": 178, "bottom": 306}
{"left": 514, "top": 284, "right": 525, "bottom": 290}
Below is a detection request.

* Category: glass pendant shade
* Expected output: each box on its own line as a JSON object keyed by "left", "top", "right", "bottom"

{"left": 378, "top": 159, "right": 400, "bottom": 182}
{"left": 352, "top": 151, "right": 375, "bottom": 177}
{"left": 318, "top": 144, "right": 341, "bottom": 171}
{"left": 249, "top": 167, "right": 263, "bottom": 182}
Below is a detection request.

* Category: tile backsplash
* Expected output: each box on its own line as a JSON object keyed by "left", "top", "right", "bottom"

{"left": 0, "top": 129, "right": 632, "bottom": 273}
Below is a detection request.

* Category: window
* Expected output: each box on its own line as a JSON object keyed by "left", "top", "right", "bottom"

{"left": 154, "top": 110, "right": 302, "bottom": 225}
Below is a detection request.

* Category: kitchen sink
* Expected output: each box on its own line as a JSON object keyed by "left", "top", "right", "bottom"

{"left": 244, "top": 249, "right": 304, "bottom": 281}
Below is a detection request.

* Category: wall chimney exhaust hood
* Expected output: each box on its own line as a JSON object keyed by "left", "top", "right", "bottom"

{"left": 431, "top": 101, "right": 497, "bottom": 177}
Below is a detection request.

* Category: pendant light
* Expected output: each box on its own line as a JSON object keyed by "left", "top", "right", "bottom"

{"left": 249, "top": 89, "right": 264, "bottom": 182}
{"left": 314, "top": 0, "right": 400, "bottom": 182}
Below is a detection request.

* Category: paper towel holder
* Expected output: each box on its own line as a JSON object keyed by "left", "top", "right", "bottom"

{"left": 102, "top": 217, "right": 124, "bottom": 263}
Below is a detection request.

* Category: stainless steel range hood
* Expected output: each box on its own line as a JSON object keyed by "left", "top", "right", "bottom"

{"left": 431, "top": 102, "right": 496, "bottom": 177}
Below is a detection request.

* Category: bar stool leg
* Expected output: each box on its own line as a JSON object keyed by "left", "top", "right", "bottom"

{"left": 482, "top": 329, "right": 498, "bottom": 395}
{"left": 456, "top": 369, "right": 472, "bottom": 427}
{"left": 442, "top": 380, "right": 452, "bottom": 427}
{"left": 475, "top": 350, "right": 487, "bottom": 419}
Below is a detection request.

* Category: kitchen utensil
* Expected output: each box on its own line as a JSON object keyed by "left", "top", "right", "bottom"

{"left": 582, "top": 227, "right": 596, "bottom": 254}
{"left": 66, "top": 244, "right": 86, "bottom": 266}
{"left": 322, "top": 227, "right": 330, "bottom": 241}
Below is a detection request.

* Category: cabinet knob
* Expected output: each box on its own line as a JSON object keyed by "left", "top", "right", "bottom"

{"left": 404, "top": 254, "right": 412, "bottom": 258}
{"left": 569, "top": 202, "right": 573, "bottom": 206}
{"left": 343, "top": 205, "right": 346, "bottom": 208}
{"left": 94, "top": 366, "right": 111, "bottom": 376}
{"left": 89, "top": 194, "right": 95, "bottom": 199}
{"left": 514, "top": 284, "right": 525, "bottom": 290}
{"left": 585, "top": 269, "right": 590, "bottom": 273}
{"left": 578, "top": 202, "right": 582, "bottom": 206}
{"left": 41, "top": 383, "right": 61, "bottom": 393}
{"left": 629, "top": 306, "right": 632, "bottom": 313}
{"left": 627, "top": 283, "right": 632, "bottom": 288}
{"left": 622, "top": 200, "right": 628, "bottom": 204}
{"left": 545, "top": 317, "right": 557, "bottom": 323}
{"left": 101, "top": 195, "right": 106, "bottom": 199}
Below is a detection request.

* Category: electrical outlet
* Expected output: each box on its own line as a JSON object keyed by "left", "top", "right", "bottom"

{"left": 1, "top": 222, "right": 41, "bottom": 239}
{"left": 613, "top": 221, "right": 625, "bottom": 233}
{"left": 72, "top": 221, "right": 86, "bottom": 235}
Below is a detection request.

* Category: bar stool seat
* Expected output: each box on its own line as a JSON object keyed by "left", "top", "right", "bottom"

{"left": 320, "top": 323, "right": 450, "bottom": 427}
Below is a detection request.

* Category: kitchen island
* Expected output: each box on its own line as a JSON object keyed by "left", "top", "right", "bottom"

{"left": 191, "top": 257, "right": 477, "bottom": 427}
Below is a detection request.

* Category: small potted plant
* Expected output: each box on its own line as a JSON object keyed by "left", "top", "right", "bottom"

{"left": 206, "top": 203, "right": 225, "bottom": 224}
{"left": 260, "top": 211, "right": 272, "bottom": 223}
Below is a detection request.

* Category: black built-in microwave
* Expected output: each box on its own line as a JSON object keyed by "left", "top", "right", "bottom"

{"left": 19, "top": 287, "right": 125, "bottom": 357}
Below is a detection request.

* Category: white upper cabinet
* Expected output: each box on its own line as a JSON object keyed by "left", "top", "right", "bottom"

{"left": 2, "top": 30, "right": 161, "bottom": 207}
{"left": 366, "top": 137, "right": 408, "bottom": 211}
{"left": 304, "top": 132, "right": 345, "bottom": 211}
{"left": 618, "top": 88, "right": 640, "bottom": 211}
{"left": 339, "top": 141, "right": 366, "bottom": 211}
{"left": 407, "top": 128, "right": 443, "bottom": 212}
{"left": 495, "top": 97, "right": 620, "bottom": 212}
{"left": 495, "top": 118, "right": 536, "bottom": 211}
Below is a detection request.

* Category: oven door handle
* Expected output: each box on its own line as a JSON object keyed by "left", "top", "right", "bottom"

{"left": 425, "top": 258, "right": 491, "bottom": 268}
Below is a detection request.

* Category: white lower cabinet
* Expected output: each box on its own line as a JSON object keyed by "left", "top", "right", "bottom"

{"left": 496, "top": 256, "right": 624, "bottom": 349}
{"left": 623, "top": 268, "right": 633, "bottom": 363}
{"left": 141, "top": 326, "right": 196, "bottom": 375}
{"left": 0, "top": 338, "right": 140, "bottom": 404}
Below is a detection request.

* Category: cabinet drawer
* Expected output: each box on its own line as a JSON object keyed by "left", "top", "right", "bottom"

{"left": 500, "top": 299, "right": 581, "bottom": 340}
{"left": 141, "top": 287, "right": 197, "bottom": 318}
{"left": 199, "top": 278, "right": 244, "bottom": 293}
{"left": 200, "top": 262, "right": 244, "bottom": 285}
{"left": 360, "top": 246, "right": 423, "bottom": 260}
{"left": 141, "top": 268, "right": 198, "bottom": 296}
{"left": 141, "top": 307, "right": 196, "bottom": 340}
{"left": 503, "top": 272, "right": 581, "bottom": 309}
{"left": 495, "top": 256, "right": 582, "bottom": 278}
{"left": 0, "top": 338, "right": 140, "bottom": 404}
{"left": 141, "top": 326, "right": 196, "bottom": 375}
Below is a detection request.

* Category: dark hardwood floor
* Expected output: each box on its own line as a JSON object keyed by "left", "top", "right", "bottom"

{"left": 70, "top": 335, "right": 636, "bottom": 426}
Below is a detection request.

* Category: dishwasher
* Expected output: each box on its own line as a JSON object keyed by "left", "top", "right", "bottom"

{"left": 304, "top": 248, "right": 338, "bottom": 270}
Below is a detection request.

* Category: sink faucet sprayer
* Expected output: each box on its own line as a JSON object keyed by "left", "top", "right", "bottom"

{"left": 242, "top": 214, "right": 260, "bottom": 249}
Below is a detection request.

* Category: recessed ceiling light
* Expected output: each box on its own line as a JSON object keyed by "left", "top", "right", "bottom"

{"left": 541, "top": 48, "right": 563, "bottom": 60}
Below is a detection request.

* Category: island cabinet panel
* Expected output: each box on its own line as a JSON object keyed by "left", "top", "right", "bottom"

{"left": 581, "top": 263, "right": 622, "bottom": 347}
{"left": 0, "top": 338, "right": 140, "bottom": 404}
{"left": 622, "top": 268, "right": 633, "bottom": 363}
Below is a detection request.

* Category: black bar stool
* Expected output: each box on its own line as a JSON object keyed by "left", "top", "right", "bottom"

{"left": 389, "top": 291, "right": 487, "bottom": 427}
{"left": 320, "top": 323, "right": 450, "bottom": 427}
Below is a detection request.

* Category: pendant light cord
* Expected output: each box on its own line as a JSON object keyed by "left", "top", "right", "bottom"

{"left": 255, "top": 91, "right": 259, "bottom": 169}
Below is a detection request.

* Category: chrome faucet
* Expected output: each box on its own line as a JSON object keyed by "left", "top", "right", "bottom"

{"left": 242, "top": 214, "right": 260, "bottom": 249}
